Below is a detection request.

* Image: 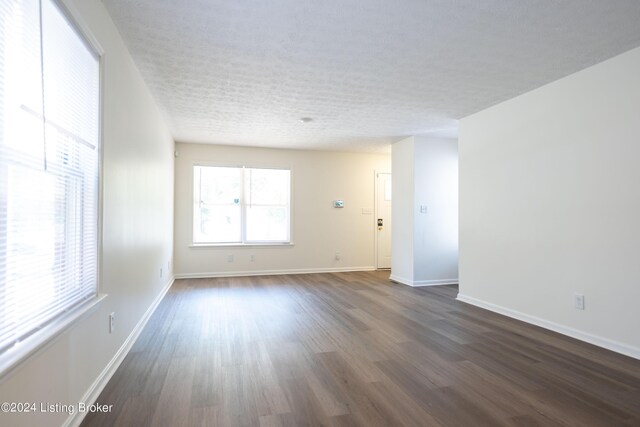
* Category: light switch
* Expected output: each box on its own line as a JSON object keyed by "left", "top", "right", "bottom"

{"left": 420, "top": 205, "right": 428, "bottom": 214}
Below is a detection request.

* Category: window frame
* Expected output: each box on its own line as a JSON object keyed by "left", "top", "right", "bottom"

{"left": 0, "top": 0, "right": 105, "bottom": 377}
{"left": 191, "top": 162, "right": 294, "bottom": 247}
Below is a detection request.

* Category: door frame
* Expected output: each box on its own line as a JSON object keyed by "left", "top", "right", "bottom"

{"left": 374, "top": 170, "right": 392, "bottom": 269}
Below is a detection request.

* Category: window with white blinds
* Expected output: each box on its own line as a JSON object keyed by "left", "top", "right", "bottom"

{"left": 0, "top": 0, "right": 100, "bottom": 358}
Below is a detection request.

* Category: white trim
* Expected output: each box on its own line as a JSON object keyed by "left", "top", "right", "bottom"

{"left": 59, "top": 0, "right": 105, "bottom": 56}
{"left": 456, "top": 293, "right": 640, "bottom": 361}
{"left": 411, "top": 278, "right": 459, "bottom": 287}
{"left": 389, "top": 274, "right": 412, "bottom": 286}
{"left": 63, "top": 276, "right": 175, "bottom": 427}
{"left": 390, "top": 275, "right": 458, "bottom": 287}
{"left": 189, "top": 242, "right": 294, "bottom": 248}
{"left": 175, "top": 266, "right": 376, "bottom": 279}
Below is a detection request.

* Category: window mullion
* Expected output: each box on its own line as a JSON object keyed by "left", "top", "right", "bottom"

{"left": 198, "top": 166, "right": 204, "bottom": 238}
{"left": 38, "top": 0, "right": 48, "bottom": 172}
{"left": 241, "top": 166, "right": 247, "bottom": 243}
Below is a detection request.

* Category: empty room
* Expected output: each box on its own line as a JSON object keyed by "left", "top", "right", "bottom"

{"left": 1, "top": 0, "right": 640, "bottom": 426}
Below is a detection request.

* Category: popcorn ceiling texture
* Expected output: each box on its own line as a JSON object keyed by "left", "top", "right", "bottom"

{"left": 102, "top": 0, "right": 640, "bottom": 152}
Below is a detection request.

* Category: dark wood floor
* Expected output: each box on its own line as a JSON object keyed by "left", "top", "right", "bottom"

{"left": 82, "top": 271, "right": 640, "bottom": 426}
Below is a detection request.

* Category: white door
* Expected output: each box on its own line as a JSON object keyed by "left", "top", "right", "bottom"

{"left": 376, "top": 173, "right": 392, "bottom": 269}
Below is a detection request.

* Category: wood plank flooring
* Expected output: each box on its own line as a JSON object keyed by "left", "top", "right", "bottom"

{"left": 81, "top": 271, "right": 640, "bottom": 426}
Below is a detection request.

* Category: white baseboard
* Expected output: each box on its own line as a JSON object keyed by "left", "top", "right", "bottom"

{"left": 64, "top": 276, "right": 175, "bottom": 427}
{"left": 390, "top": 275, "right": 458, "bottom": 287}
{"left": 411, "top": 278, "right": 459, "bottom": 287}
{"left": 456, "top": 293, "right": 640, "bottom": 361}
{"left": 174, "top": 266, "right": 376, "bottom": 279}
{"left": 389, "top": 274, "right": 411, "bottom": 286}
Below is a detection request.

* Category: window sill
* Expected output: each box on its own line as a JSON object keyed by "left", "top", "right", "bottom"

{"left": 0, "top": 294, "right": 107, "bottom": 379}
{"left": 190, "top": 242, "right": 295, "bottom": 248}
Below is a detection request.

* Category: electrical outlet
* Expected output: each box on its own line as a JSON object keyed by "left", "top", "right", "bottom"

{"left": 250, "top": 254, "right": 255, "bottom": 262}
{"left": 160, "top": 267, "right": 163, "bottom": 278}
{"left": 574, "top": 294, "right": 585, "bottom": 310}
{"left": 227, "top": 254, "right": 234, "bottom": 263}
{"left": 335, "top": 251, "right": 341, "bottom": 261}
{"left": 109, "top": 312, "right": 115, "bottom": 333}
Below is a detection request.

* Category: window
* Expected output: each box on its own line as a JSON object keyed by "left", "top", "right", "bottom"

{"left": 193, "top": 166, "right": 291, "bottom": 244}
{"left": 0, "top": 0, "right": 100, "bottom": 360}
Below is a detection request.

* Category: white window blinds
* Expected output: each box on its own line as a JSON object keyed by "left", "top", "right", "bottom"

{"left": 0, "top": 0, "right": 100, "bottom": 355}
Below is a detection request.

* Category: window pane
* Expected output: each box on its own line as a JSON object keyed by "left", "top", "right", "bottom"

{"left": 196, "top": 204, "right": 241, "bottom": 243}
{"left": 6, "top": 165, "right": 57, "bottom": 332}
{"left": 199, "top": 166, "right": 241, "bottom": 205}
{"left": 42, "top": 0, "right": 99, "bottom": 149}
{"left": 194, "top": 166, "right": 242, "bottom": 243}
{"left": 246, "top": 206, "right": 289, "bottom": 242}
{"left": 0, "top": 0, "right": 45, "bottom": 162}
{"left": 246, "top": 168, "right": 290, "bottom": 205}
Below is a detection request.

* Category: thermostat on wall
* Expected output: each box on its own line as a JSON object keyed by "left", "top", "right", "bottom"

{"left": 333, "top": 200, "right": 344, "bottom": 208}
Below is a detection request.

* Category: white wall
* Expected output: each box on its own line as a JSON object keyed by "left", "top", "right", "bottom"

{"left": 459, "top": 46, "right": 640, "bottom": 358}
{"left": 0, "top": 0, "right": 175, "bottom": 425}
{"left": 174, "top": 143, "right": 391, "bottom": 277}
{"left": 391, "top": 136, "right": 459, "bottom": 286}
{"left": 413, "top": 136, "right": 459, "bottom": 284}
{"left": 391, "top": 137, "right": 415, "bottom": 282}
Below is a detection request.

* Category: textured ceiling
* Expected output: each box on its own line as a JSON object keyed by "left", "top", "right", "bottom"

{"left": 102, "top": 0, "right": 640, "bottom": 152}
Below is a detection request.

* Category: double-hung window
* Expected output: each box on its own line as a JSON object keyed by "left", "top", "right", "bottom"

{"left": 193, "top": 166, "right": 291, "bottom": 244}
{"left": 0, "top": 0, "right": 101, "bottom": 365}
